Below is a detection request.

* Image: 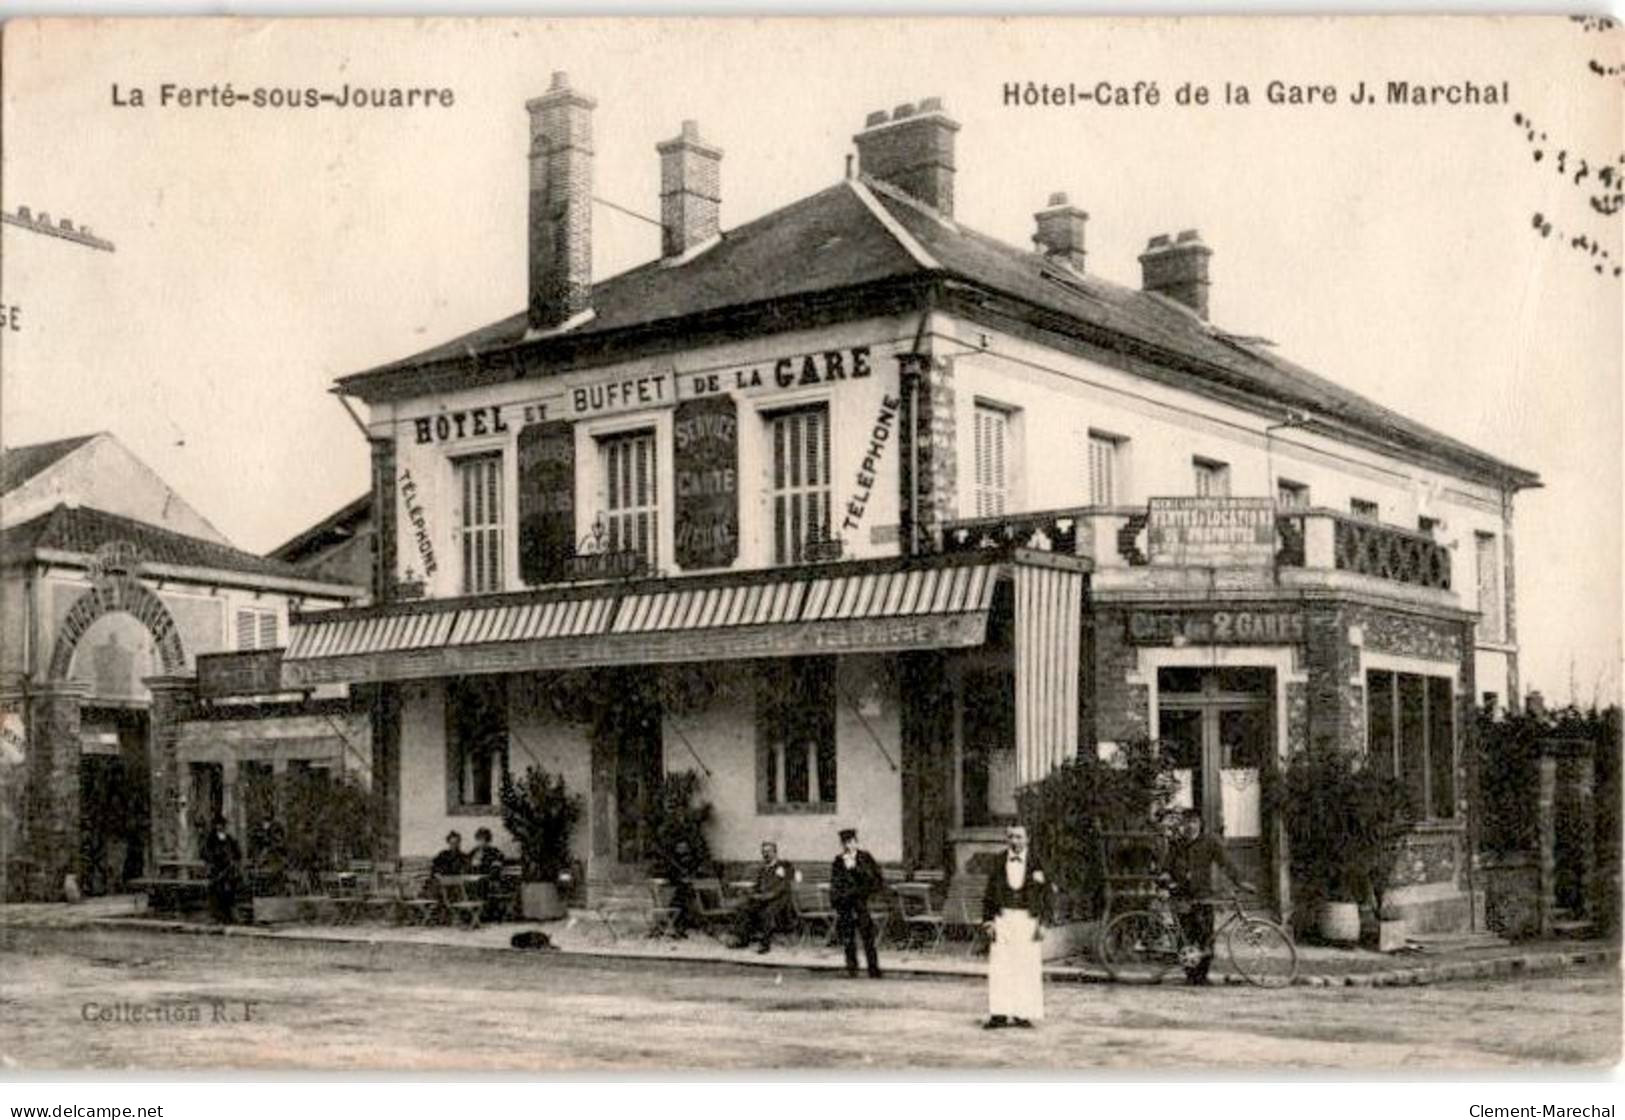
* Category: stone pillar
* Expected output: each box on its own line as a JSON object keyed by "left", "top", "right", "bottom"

{"left": 145, "top": 675, "right": 199, "bottom": 870}
{"left": 370, "top": 437, "right": 397, "bottom": 602}
{"left": 370, "top": 683, "right": 402, "bottom": 860}
{"left": 898, "top": 349, "right": 957, "bottom": 557}
{"left": 1536, "top": 751, "right": 1557, "bottom": 938}
{"left": 898, "top": 650, "right": 953, "bottom": 871}
{"left": 22, "top": 681, "right": 87, "bottom": 900}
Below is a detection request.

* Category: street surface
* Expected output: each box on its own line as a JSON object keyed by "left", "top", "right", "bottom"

{"left": 0, "top": 926, "right": 1617, "bottom": 1071}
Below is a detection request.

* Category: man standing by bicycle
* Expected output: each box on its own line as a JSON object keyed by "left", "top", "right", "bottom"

{"left": 1167, "top": 808, "right": 1253, "bottom": 985}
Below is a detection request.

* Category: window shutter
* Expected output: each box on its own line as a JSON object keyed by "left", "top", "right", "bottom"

{"left": 259, "top": 611, "right": 278, "bottom": 650}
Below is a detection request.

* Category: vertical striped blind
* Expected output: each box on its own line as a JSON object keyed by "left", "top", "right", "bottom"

{"left": 1013, "top": 563, "right": 1083, "bottom": 787}
{"left": 459, "top": 454, "right": 505, "bottom": 595}
{"left": 603, "top": 429, "right": 659, "bottom": 568}
{"left": 974, "top": 405, "right": 1008, "bottom": 516}
{"left": 772, "top": 407, "right": 831, "bottom": 564}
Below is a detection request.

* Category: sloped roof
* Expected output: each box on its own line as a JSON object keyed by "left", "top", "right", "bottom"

{"left": 269, "top": 493, "right": 372, "bottom": 564}
{"left": 0, "top": 433, "right": 100, "bottom": 497}
{"left": 356, "top": 183, "right": 919, "bottom": 377}
{"left": 341, "top": 178, "right": 1536, "bottom": 487}
{"left": 1, "top": 504, "right": 337, "bottom": 583}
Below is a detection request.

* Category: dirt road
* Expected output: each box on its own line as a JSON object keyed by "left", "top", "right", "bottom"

{"left": 1, "top": 926, "right": 1616, "bottom": 1071}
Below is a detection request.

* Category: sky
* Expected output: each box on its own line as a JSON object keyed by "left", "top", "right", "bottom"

{"left": 1, "top": 15, "right": 1619, "bottom": 704}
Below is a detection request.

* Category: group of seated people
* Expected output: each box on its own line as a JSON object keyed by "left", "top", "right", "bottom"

{"left": 430, "top": 828, "right": 508, "bottom": 878}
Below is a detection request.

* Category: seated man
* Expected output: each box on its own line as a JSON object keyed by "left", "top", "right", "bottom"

{"left": 431, "top": 830, "right": 470, "bottom": 878}
{"left": 1166, "top": 808, "right": 1253, "bottom": 986}
{"left": 469, "top": 827, "right": 506, "bottom": 877}
{"left": 729, "top": 841, "right": 795, "bottom": 954}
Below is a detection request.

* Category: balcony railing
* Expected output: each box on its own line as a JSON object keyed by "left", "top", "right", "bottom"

{"left": 943, "top": 504, "right": 1454, "bottom": 593}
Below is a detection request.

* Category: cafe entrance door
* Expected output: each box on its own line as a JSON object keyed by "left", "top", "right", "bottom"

{"left": 1156, "top": 667, "right": 1273, "bottom": 894}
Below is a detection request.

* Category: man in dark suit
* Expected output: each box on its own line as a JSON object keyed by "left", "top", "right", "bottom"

{"left": 431, "top": 830, "right": 470, "bottom": 878}
{"left": 201, "top": 814, "right": 243, "bottom": 925}
{"left": 1167, "top": 808, "right": 1252, "bottom": 986}
{"left": 981, "top": 823, "right": 1050, "bottom": 1028}
{"left": 830, "top": 828, "right": 884, "bottom": 978}
{"left": 729, "top": 841, "right": 795, "bottom": 953}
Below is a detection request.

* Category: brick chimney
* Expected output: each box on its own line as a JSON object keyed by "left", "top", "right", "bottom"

{"left": 526, "top": 72, "right": 596, "bottom": 332}
{"left": 853, "top": 97, "right": 960, "bottom": 217}
{"left": 1033, "top": 192, "right": 1088, "bottom": 271}
{"left": 1138, "top": 229, "right": 1212, "bottom": 319}
{"left": 657, "top": 120, "right": 722, "bottom": 260}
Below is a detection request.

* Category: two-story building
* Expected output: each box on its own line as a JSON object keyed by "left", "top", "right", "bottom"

{"left": 281, "top": 75, "right": 1538, "bottom": 931}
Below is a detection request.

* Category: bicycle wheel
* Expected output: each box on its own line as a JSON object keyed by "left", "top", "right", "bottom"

{"left": 1224, "top": 917, "right": 1298, "bottom": 988}
{"left": 1099, "top": 910, "right": 1180, "bottom": 984}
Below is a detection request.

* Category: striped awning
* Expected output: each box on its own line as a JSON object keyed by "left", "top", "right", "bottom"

{"left": 282, "top": 557, "right": 1002, "bottom": 687}
{"left": 285, "top": 596, "right": 614, "bottom": 661}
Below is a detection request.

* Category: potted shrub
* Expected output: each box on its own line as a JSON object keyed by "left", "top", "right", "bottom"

{"left": 1274, "top": 745, "right": 1411, "bottom": 944}
{"left": 499, "top": 766, "right": 582, "bottom": 921}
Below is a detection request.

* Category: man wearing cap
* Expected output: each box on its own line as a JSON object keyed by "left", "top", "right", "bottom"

{"left": 981, "top": 823, "right": 1050, "bottom": 1028}
{"left": 830, "top": 828, "right": 884, "bottom": 978}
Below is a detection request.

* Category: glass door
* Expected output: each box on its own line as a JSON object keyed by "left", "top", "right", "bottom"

{"left": 1157, "top": 668, "right": 1274, "bottom": 892}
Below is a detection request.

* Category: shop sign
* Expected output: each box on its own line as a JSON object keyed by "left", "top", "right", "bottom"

{"left": 562, "top": 550, "right": 646, "bottom": 581}
{"left": 518, "top": 420, "right": 576, "bottom": 585}
{"left": 673, "top": 395, "right": 739, "bottom": 569}
{"left": 197, "top": 649, "right": 284, "bottom": 699}
{"left": 1127, "top": 609, "right": 1306, "bottom": 645}
{"left": 682, "top": 345, "right": 875, "bottom": 400}
{"left": 1147, "top": 497, "right": 1276, "bottom": 566}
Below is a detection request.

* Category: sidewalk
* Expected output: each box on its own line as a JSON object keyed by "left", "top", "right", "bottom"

{"left": 2, "top": 895, "right": 1616, "bottom": 988}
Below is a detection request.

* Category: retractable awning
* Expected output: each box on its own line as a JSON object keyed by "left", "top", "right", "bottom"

{"left": 281, "top": 555, "right": 1001, "bottom": 688}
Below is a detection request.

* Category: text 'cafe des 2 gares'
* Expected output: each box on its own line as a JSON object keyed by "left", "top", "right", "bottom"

{"left": 275, "top": 74, "right": 1536, "bottom": 933}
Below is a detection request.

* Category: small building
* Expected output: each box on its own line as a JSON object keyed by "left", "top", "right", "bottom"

{"left": 0, "top": 434, "right": 365, "bottom": 899}
{"left": 265, "top": 77, "right": 1535, "bottom": 930}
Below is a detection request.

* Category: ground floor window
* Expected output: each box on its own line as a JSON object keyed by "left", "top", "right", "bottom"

{"left": 446, "top": 676, "right": 509, "bottom": 811}
{"left": 756, "top": 657, "right": 837, "bottom": 810}
{"left": 1367, "top": 669, "right": 1455, "bottom": 819}
{"left": 960, "top": 664, "right": 1017, "bottom": 827}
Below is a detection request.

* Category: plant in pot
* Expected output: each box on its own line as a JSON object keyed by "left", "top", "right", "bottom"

{"left": 499, "top": 766, "right": 582, "bottom": 921}
{"left": 1274, "top": 744, "right": 1411, "bottom": 945}
{"left": 647, "top": 769, "right": 713, "bottom": 882}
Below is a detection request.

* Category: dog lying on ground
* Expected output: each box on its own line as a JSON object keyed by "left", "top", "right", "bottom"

{"left": 509, "top": 930, "right": 557, "bottom": 951}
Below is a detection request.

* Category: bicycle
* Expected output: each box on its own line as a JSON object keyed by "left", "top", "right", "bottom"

{"left": 1098, "top": 884, "right": 1298, "bottom": 988}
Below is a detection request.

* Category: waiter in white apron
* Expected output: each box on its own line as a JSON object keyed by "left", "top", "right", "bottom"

{"left": 981, "top": 823, "right": 1050, "bottom": 1029}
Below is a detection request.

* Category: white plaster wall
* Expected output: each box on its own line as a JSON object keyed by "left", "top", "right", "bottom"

{"left": 396, "top": 675, "right": 594, "bottom": 864}
{"left": 663, "top": 656, "right": 903, "bottom": 864}
{"left": 383, "top": 316, "right": 915, "bottom": 598}
{"left": 0, "top": 435, "right": 229, "bottom": 543}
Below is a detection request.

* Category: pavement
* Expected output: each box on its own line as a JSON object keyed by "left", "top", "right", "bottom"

{"left": 0, "top": 894, "right": 1616, "bottom": 989}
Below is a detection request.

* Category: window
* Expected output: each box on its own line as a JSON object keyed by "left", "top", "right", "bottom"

{"left": 757, "top": 657, "right": 837, "bottom": 811}
{"left": 973, "top": 404, "right": 1011, "bottom": 516}
{"left": 1193, "top": 457, "right": 1230, "bottom": 498}
{"left": 1367, "top": 669, "right": 1455, "bottom": 819}
{"left": 457, "top": 454, "right": 505, "bottom": 594}
{"left": 1350, "top": 498, "right": 1379, "bottom": 521}
{"left": 1276, "top": 479, "right": 1309, "bottom": 509}
{"left": 770, "top": 407, "right": 832, "bottom": 564}
{"left": 1088, "top": 432, "right": 1125, "bottom": 506}
{"left": 600, "top": 429, "right": 659, "bottom": 568}
{"left": 1476, "top": 532, "right": 1504, "bottom": 642}
{"left": 446, "top": 676, "right": 508, "bottom": 811}
{"left": 235, "top": 607, "right": 279, "bottom": 651}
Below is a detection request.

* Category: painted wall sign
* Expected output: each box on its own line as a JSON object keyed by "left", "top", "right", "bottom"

{"left": 568, "top": 371, "right": 673, "bottom": 419}
{"left": 398, "top": 468, "right": 438, "bottom": 578}
{"left": 411, "top": 404, "right": 511, "bottom": 445}
{"left": 1127, "top": 609, "right": 1306, "bottom": 645}
{"left": 197, "top": 649, "right": 284, "bottom": 699}
{"left": 562, "top": 550, "right": 647, "bottom": 581}
{"left": 1147, "top": 497, "right": 1276, "bottom": 566}
{"left": 841, "top": 393, "right": 900, "bottom": 533}
{"left": 685, "top": 346, "right": 874, "bottom": 400}
{"left": 518, "top": 420, "right": 576, "bottom": 585}
{"left": 673, "top": 394, "right": 739, "bottom": 569}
